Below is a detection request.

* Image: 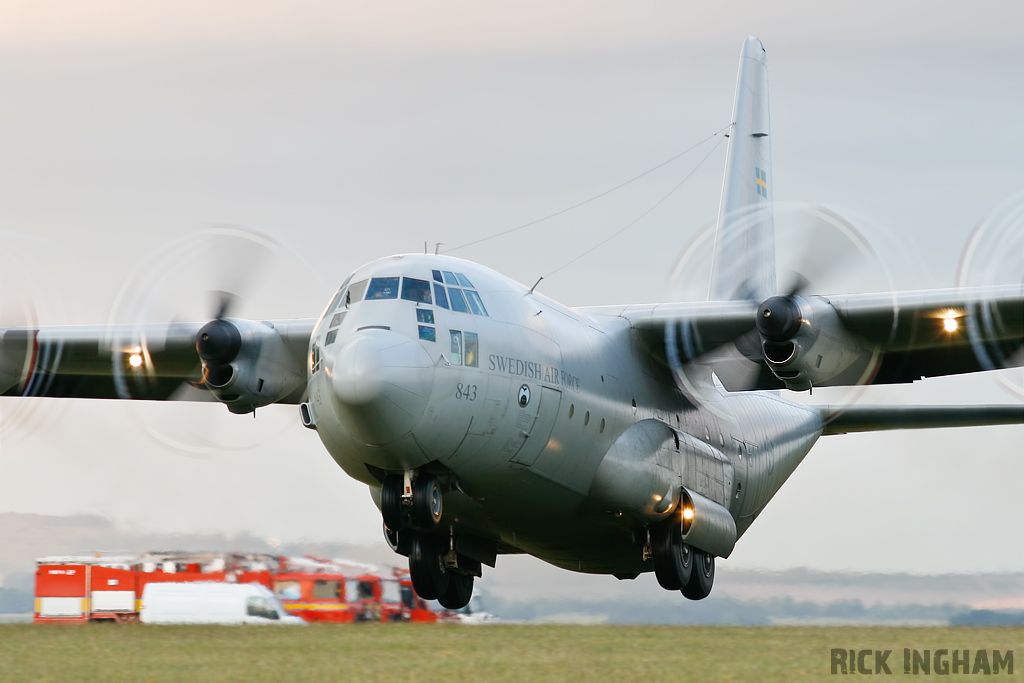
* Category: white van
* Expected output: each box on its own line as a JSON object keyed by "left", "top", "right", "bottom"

{"left": 140, "top": 582, "right": 306, "bottom": 625}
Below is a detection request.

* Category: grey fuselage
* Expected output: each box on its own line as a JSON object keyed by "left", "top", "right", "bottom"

{"left": 306, "top": 254, "right": 822, "bottom": 575}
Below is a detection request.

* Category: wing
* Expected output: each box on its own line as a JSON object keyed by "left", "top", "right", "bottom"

{"left": 831, "top": 286, "right": 1023, "bottom": 383}
{"left": 579, "top": 284, "right": 1023, "bottom": 391}
{"left": 0, "top": 319, "right": 316, "bottom": 404}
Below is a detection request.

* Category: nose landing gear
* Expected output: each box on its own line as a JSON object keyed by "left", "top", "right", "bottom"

{"left": 405, "top": 532, "right": 478, "bottom": 610}
{"left": 380, "top": 472, "right": 478, "bottom": 610}
{"left": 380, "top": 471, "right": 444, "bottom": 531}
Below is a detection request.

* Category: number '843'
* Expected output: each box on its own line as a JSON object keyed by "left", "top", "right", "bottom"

{"left": 456, "top": 384, "right": 477, "bottom": 401}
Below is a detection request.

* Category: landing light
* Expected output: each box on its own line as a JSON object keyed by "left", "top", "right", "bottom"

{"left": 943, "top": 317, "right": 958, "bottom": 333}
{"left": 128, "top": 354, "right": 143, "bottom": 368}
{"left": 682, "top": 508, "right": 694, "bottom": 521}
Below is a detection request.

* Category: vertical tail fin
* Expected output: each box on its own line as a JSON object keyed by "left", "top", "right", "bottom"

{"left": 709, "top": 36, "right": 776, "bottom": 302}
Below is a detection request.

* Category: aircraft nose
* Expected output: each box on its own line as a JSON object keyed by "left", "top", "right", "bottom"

{"left": 329, "top": 329, "right": 434, "bottom": 446}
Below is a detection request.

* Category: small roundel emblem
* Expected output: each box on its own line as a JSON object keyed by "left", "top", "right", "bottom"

{"left": 518, "top": 384, "right": 531, "bottom": 408}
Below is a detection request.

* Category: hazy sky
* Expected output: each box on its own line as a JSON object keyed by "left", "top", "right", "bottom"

{"left": 0, "top": 0, "right": 1022, "bottom": 583}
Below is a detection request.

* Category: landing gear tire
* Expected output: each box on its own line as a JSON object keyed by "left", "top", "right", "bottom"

{"left": 412, "top": 473, "right": 443, "bottom": 529}
{"left": 408, "top": 533, "right": 449, "bottom": 600}
{"left": 438, "top": 572, "right": 474, "bottom": 610}
{"left": 383, "top": 523, "right": 411, "bottom": 557}
{"left": 651, "top": 522, "right": 692, "bottom": 591}
{"left": 681, "top": 550, "right": 715, "bottom": 600}
{"left": 380, "top": 474, "right": 405, "bottom": 530}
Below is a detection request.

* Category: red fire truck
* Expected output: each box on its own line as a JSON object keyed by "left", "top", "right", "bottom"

{"left": 33, "top": 552, "right": 447, "bottom": 624}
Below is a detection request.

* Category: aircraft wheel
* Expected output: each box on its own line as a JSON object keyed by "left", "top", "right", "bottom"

{"left": 681, "top": 550, "right": 715, "bottom": 600}
{"left": 408, "top": 534, "right": 449, "bottom": 600}
{"left": 380, "top": 474, "right": 405, "bottom": 530}
{"left": 438, "top": 572, "right": 474, "bottom": 610}
{"left": 383, "top": 523, "right": 411, "bottom": 557}
{"left": 411, "top": 473, "right": 443, "bottom": 529}
{"left": 651, "top": 522, "right": 692, "bottom": 591}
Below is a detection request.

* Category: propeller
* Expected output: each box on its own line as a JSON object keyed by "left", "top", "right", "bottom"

{"left": 667, "top": 202, "right": 910, "bottom": 408}
{"left": 106, "top": 225, "right": 326, "bottom": 456}
{"left": 0, "top": 232, "right": 79, "bottom": 440}
{"left": 956, "top": 191, "right": 1024, "bottom": 400}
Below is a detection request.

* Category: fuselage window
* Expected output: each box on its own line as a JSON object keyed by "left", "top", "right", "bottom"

{"left": 418, "top": 326, "right": 436, "bottom": 342}
{"left": 416, "top": 309, "right": 434, "bottom": 324}
{"left": 450, "top": 330, "right": 463, "bottom": 365}
{"left": 348, "top": 279, "right": 369, "bottom": 303}
{"left": 448, "top": 288, "right": 471, "bottom": 314}
{"left": 432, "top": 270, "right": 443, "bottom": 283}
{"left": 463, "top": 290, "right": 489, "bottom": 317}
{"left": 367, "top": 277, "right": 400, "bottom": 300}
{"left": 401, "top": 277, "right": 432, "bottom": 304}
{"left": 464, "top": 331, "right": 479, "bottom": 367}
{"left": 325, "top": 330, "right": 338, "bottom": 346}
{"left": 442, "top": 271, "right": 459, "bottom": 286}
{"left": 455, "top": 273, "right": 474, "bottom": 288}
{"left": 433, "top": 283, "right": 449, "bottom": 309}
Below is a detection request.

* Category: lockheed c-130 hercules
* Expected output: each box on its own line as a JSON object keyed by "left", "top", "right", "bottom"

{"left": 1, "top": 37, "right": 1022, "bottom": 609}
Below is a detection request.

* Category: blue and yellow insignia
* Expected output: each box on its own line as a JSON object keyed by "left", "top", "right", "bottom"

{"left": 755, "top": 167, "right": 768, "bottom": 198}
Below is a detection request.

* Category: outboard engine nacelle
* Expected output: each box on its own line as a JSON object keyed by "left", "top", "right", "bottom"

{"left": 196, "top": 318, "right": 306, "bottom": 414}
{"left": 757, "top": 295, "right": 878, "bottom": 391}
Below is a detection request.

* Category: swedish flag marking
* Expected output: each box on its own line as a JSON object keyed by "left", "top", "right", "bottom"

{"left": 755, "top": 167, "right": 768, "bottom": 198}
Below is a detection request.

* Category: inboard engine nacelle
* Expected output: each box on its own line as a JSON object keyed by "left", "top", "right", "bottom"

{"left": 757, "top": 295, "right": 878, "bottom": 391}
{"left": 196, "top": 318, "right": 307, "bottom": 414}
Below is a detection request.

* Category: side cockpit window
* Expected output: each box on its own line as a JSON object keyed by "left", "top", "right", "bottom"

{"left": 433, "top": 283, "right": 449, "bottom": 309}
{"left": 448, "top": 287, "right": 470, "bottom": 313}
{"left": 348, "top": 279, "right": 368, "bottom": 304}
{"left": 433, "top": 271, "right": 488, "bottom": 317}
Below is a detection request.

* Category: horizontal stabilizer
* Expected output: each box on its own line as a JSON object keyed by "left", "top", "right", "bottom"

{"left": 819, "top": 404, "right": 1023, "bottom": 435}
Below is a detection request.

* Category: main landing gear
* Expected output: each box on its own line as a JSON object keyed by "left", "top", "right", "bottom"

{"left": 380, "top": 471, "right": 477, "bottom": 610}
{"left": 650, "top": 519, "right": 715, "bottom": 600}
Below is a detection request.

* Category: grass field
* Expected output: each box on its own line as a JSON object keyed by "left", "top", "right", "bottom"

{"left": 0, "top": 624, "right": 1020, "bottom": 682}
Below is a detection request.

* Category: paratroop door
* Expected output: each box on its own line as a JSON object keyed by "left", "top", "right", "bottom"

{"left": 508, "top": 386, "right": 562, "bottom": 467}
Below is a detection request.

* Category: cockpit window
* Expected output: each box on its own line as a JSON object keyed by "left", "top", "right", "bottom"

{"left": 432, "top": 270, "right": 443, "bottom": 283}
{"left": 348, "top": 279, "right": 368, "bottom": 303}
{"left": 442, "top": 271, "right": 459, "bottom": 286}
{"left": 463, "top": 290, "right": 488, "bottom": 317}
{"left": 433, "top": 283, "right": 449, "bottom": 309}
{"left": 366, "top": 277, "right": 400, "bottom": 300}
{"left": 455, "top": 273, "right": 474, "bottom": 288}
{"left": 401, "top": 278, "right": 432, "bottom": 304}
{"left": 447, "top": 287, "right": 470, "bottom": 313}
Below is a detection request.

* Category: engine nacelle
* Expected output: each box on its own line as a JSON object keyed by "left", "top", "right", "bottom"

{"left": 758, "top": 295, "right": 878, "bottom": 391}
{"left": 196, "top": 318, "right": 307, "bottom": 414}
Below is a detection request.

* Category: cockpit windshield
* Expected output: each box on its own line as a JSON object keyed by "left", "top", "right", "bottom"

{"left": 366, "top": 277, "right": 400, "bottom": 300}
{"left": 359, "top": 272, "right": 488, "bottom": 317}
{"left": 401, "top": 278, "right": 432, "bottom": 304}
